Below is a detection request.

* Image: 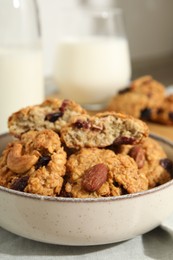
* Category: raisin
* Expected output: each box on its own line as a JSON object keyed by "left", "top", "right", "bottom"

{"left": 59, "top": 99, "right": 69, "bottom": 113}
{"left": 114, "top": 136, "right": 135, "bottom": 145}
{"left": 35, "top": 155, "right": 51, "bottom": 170}
{"left": 45, "top": 111, "right": 63, "bottom": 122}
{"left": 140, "top": 108, "right": 151, "bottom": 120}
{"left": 118, "top": 87, "right": 130, "bottom": 94}
{"left": 11, "top": 176, "right": 29, "bottom": 191}
{"left": 157, "top": 108, "right": 164, "bottom": 115}
{"left": 73, "top": 120, "right": 90, "bottom": 129}
{"left": 160, "top": 158, "right": 173, "bottom": 174}
{"left": 169, "top": 112, "right": 173, "bottom": 121}
{"left": 113, "top": 181, "right": 120, "bottom": 188}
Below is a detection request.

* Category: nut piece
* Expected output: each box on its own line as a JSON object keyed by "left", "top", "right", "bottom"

{"left": 82, "top": 163, "right": 108, "bottom": 192}
{"left": 7, "top": 143, "right": 38, "bottom": 174}
{"left": 128, "top": 145, "right": 145, "bottom": 169}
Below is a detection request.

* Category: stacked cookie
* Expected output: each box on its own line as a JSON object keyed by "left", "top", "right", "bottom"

{"left": 0, "top": 98, "right": 172, "bottom": 198}
{"left": 108, "top": 75, "right": 173, "bottom": 125}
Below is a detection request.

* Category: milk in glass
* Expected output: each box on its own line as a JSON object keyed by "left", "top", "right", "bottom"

{"left": 0, "top": 47, "right": 43, "bottom": 133}
{"left": 54, "top": 37, "right": 131, "bottom": 105}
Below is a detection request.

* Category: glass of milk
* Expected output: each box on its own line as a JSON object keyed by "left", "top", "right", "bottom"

{"left": 54, "top": 8, "right": 131, "bottom": 110}
{"left": 0, "top": 0, "right": 44, "bottom": 134}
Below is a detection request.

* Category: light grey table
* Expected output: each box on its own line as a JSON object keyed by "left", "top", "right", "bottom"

{"left": 0, "top": 212, "right": 173, "bottom": 260}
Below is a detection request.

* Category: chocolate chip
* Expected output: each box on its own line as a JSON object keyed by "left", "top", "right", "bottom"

{"left": 73, "top": 120, "right": 90, "bottom": 129}
{"left": 11, "top": 176, "right": 29, "bottom": 191}
{"left": 118, "top": 87, "right": 130, "bottom": 94}
{"left": 160, "top": 158, "right": 173, "bottom": 174}
{"left": 35, "top": 155, "right": 51, "bottom": 170}
{"left": 140, "top": 108, "right": 151, "bottom": 120}
{"left": 45, "top": 111, "right": 63, "bottom": 122}
{"left": 169, "top": 112, "right": 173, "bottom": 121}
{"left": 114, "top": 136, "right": 135, "bottom": 145}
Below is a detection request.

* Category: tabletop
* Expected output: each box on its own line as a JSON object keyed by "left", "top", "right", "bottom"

{"left": 0, "top": 215, "right": 173, "bottom": 260}
{"left": 148, "top": 123, "right": 173, "bottom": 142}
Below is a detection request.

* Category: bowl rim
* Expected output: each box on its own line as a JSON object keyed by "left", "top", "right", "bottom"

{"left": 0, "top": 133, "right": 172, "bottom": 203}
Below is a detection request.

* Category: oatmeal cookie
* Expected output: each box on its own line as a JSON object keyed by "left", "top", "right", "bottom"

{"left": 118, "top": 137, "right": 172, "bottom": 188}
{"left": 0, "top": 129, "right": 67, "bottom": 196}
{"left": 150, "top": 95, "right": 173, "bottom": 125}
{"left": 108, "top": 76, "right": 165, "bottom": 119}
{"left": 61, "top": 111, "right": 149, "bottom": 149}
{"left": 8, "top": 98, "right": 87, "bottom": 137}
{"left": 64, "top": 148, "right": 148, "bottom": 198}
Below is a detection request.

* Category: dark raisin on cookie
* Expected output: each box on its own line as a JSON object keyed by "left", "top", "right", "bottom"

{"left": 73, "top": 120, "right": 90, "bottom": 129}
{"left": 168, "top": 112, "right": 173, "bottom": 121}
{"left": 160, "top": 158, "right": 173, "bottom": 175}
{"left": 114, "top": 136, "right": 135, "bottom": 146}
{"left": 140, "top": 108, "right": 151, "bottom": 120}
{"left": 59, "top": 99, "right": 69, "bottom": 113}
{"left": 118, "top": 87, "right": 130, "bottom": 95}
{"left": 11, "top": 176, "right": 29, "bottom": 191}
{"left": 35, "top": 155, "right": 51, "bottom": 170}
{"left": 45, "top": 111, "right": 63, "bottom": 122}
{"left": 157, "top": 108, "right": 164, "bottom": 115}
{"left": 44, "top": 100, "right": 70, "bottom": 122}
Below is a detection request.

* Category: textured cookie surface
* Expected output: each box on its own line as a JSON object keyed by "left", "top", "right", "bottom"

{"left": 61, "top": 112, "right": 149, "bottom": 149}
{"left": 64, "top": 148, "right": 148, "bottom": 198}
{"left": 150, "top": 95, "right": 173, "bottom": 125}
{"left": 118, "top": 137, "right": 172, "bottom": 188}
{"left": 8, "top": 98, "right": 86, "bottom": 137}
{"left": 108, "top": 76, "right": 165, "bottom": 119}
{"left": 0, "top": 130, "right": 66, "bottom": 196}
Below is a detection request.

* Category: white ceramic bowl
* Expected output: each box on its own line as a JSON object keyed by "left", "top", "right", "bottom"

{"left": 0, "top": 133, "right": 173, "bottom": 246}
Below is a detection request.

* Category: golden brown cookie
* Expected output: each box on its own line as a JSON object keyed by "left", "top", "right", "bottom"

{"left": 8, "top": 98, "right": 87, "bottom": 137}
{"left": 108, "top": 76, "right": 165, "bottom": 119}
{"left": 65, "top": 148, "right": 148, "bottom": 198}
{"left": 117, "top": 137, "right": 172, "bottom": 188}
{"left": 150, "top": 95, "right": 173, "bottom": 125}
{"left": 0, "top": 130, "right": 67, "bottom": 196}
{"left": 61, "top": 111, "right": 149, "bottom": 149}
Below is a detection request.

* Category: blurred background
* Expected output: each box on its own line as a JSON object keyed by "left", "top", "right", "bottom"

{"left": 38, "top": 0, "right": 173, "bottom": 86}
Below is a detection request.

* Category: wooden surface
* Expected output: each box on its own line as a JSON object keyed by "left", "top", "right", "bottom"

{"left": 148, "top": 122, "right": 173, "bottom": 141}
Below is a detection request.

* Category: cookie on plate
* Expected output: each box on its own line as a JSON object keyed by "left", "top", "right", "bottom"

{"left": 117, "top": 137, "right": 172, "bottom": 188}
{"left": 64, "top": 148, "right": 148, "bottom": 198}
{"left": 61, "top": 111, "right": 149, "bottom": 149}
{"left": 108, "top": 76, "right": 165, "bottom": 119}
{"left": 8, "top": 98, "right": 87, "bottom": 137}
{"left": 0, "top": 129, "right": 67, "bottom": 196}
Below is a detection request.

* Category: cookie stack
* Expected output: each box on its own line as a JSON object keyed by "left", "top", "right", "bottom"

{"left": 108, "top": 75, "right": 173, "bottom": 125}
{"left": 0, "top": 98, "right": 172, "bottom": 198}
